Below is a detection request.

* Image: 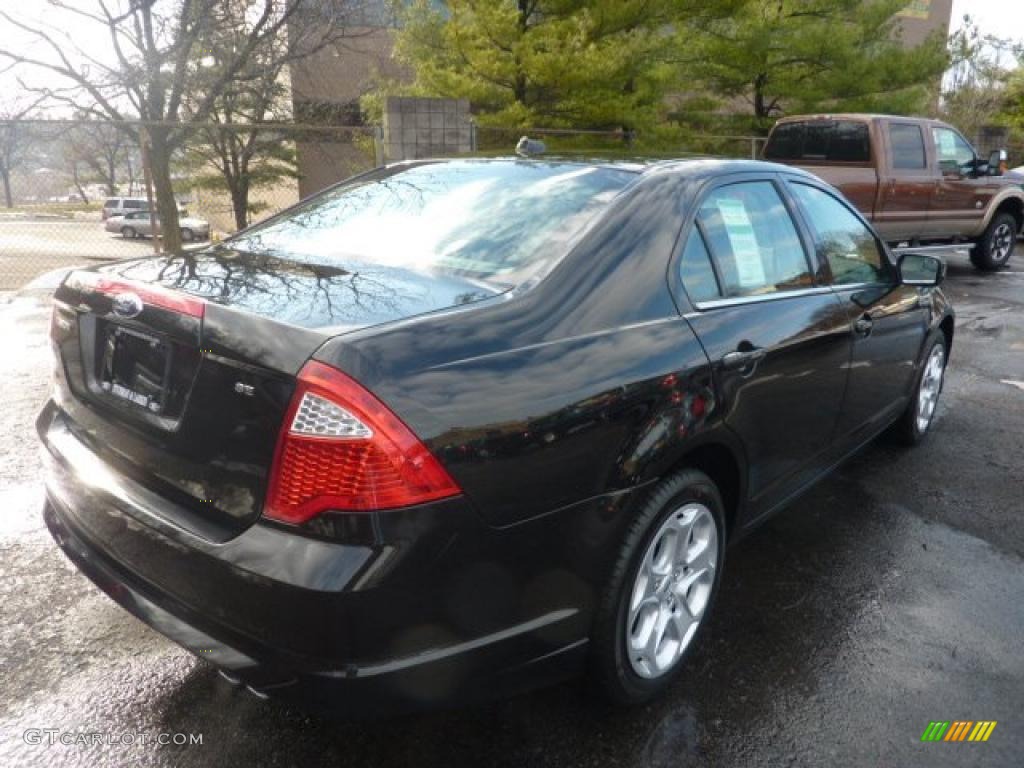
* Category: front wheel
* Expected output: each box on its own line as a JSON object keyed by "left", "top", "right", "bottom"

{"left": 971, "top": 212, "right": 1017, "bottom": 271}
{"left": 120, "top": 226, "right": 136, "bottom": 240}
{"left": 591, "top": 469, "right": 725, "bottom": 705}
{"left": 892, "top": 336, "right": 947, "bottom": 445}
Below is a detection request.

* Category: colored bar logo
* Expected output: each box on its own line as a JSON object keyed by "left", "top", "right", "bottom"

{"left": 921, "top": 721, "right": 997, "bottom": 742}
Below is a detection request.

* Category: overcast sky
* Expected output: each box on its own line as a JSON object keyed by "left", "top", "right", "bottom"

{"left": 1, "top": 0, "right": 1022, "bottom": 110}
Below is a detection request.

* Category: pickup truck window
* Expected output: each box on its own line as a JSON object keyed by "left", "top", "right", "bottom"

{"left": 789, "top": 182, "right": 887, "bottom": 285}
{"left": 889, "top": 124, "right": 927, "bottom": 170}
{"left": 932, "top": 127, "right": 976, "bottom": 174}
{"left": 696, "top": 182, "right": 812, "bottom": 298}
{"left": 764, "top": 121, "right": 869, "bottom": 162}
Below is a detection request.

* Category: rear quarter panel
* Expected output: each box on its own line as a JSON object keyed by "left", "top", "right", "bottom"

{"left": 314, "top": 171, "right": 724, "bottom": 528}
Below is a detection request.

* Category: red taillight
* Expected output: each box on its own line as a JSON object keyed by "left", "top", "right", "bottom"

{"left": 69, "top": 271, "right": 205, "bottom": 318}
{"left": 263, "top": 361, "right": 461, "bottom": 523}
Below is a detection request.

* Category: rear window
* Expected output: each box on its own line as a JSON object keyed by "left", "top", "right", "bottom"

{"left": 764, "top": 121, "right": 870, "bottom": 163}
{"left": 103, "top": 198, "right": 119, "bottom": 208}
{"left": 228, "top": 160, "right": 635, "bottom": 287}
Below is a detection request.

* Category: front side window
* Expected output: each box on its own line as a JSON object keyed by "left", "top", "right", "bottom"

{"left": 790, "top": 182, "right": 889, "bottom": 285}
{"left": 124, "top": 200, "right": 146, "bottom": 209}
{"left": 695, "top": 181, "right": 812, "bottom": 298}
{"left": 228, "top": 160, "right": 635, "bottom": 287}
{"left": 932, "top": 127, "right": 976, "bottom": 174}
{"left": 889, "top": 124, "right": 926, "bottom": 170}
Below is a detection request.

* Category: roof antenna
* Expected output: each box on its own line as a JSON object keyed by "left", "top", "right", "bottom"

{"left": 516, "top": 136, "right": 546, "bottom": 157}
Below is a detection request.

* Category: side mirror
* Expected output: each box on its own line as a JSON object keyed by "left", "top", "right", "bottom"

{"left": 898, "top": 252, "right": 945, "bottom": 287}
{"left": 987, "top": 148, "right": 1008, "bottom": 176}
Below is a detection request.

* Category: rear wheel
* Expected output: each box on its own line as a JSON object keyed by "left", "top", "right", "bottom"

{"left": 591, "top": 469, "right": 725, "bottom": 705}
{"left": 121, "top": 226, "right": 136, "bottom": 239}
{"left": 893, "top": 335, "right": 947, "bottom": 445}
{"left": 971, "top": 212, "right": 1016, "bottom": 270}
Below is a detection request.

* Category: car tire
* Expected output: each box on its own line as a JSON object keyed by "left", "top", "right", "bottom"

{"left": 180, "top": 228, "right": 194, "bottom": 242}
{"left": 892, "top": 334, "right": 948, "bottom": 446}
{"left": 970, "top": 212, "right": 1017, "bottom": 271}
{"left": 121, "top": 226, "right": 136, "bottom": 239}
{"left": 590, "top": 468, "right": 726, "bottom": 706}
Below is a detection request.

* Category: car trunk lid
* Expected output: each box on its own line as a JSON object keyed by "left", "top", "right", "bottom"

{"left": 50, "top": 249, "right": 502, "bottom": 539}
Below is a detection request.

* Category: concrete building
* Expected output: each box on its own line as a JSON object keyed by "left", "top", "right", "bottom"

{"left": 896, "top": 0, "right": 954, "bottom": 47}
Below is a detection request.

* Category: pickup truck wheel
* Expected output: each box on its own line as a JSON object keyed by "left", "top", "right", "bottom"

{"left": 971, "top": 212, "right": 1017, "bottom": 271}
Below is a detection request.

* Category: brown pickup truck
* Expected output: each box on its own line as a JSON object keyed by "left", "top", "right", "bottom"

{"left": 762, "top": 114, "right": 1024, "bottom": 270}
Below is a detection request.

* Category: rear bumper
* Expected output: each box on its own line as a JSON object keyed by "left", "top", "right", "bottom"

{"left": 38, "top": 402, "right": 596, "bottom": 714}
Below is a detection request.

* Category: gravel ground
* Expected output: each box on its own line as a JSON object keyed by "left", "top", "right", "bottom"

{"left": 1, "top": 255, "right": 1022, "bottom": 768}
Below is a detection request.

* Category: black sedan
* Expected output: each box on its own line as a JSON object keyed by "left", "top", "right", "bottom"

{"left": 38, "top": 157, "right": 953, "bottom": 713}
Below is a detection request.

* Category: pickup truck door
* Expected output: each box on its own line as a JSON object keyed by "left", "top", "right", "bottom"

{"left": 875, "top": 120, "right": 934, "bottom": 242}
{"left": 928, "top": 125, "right": 999, "bottom": 238}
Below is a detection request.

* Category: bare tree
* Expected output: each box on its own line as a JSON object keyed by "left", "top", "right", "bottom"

{"left": 183, "top": 31, "right": 298, "bottom": 231}
{"left": 0, "top": 96, "right": 45, "bottom": 208}
{"left": 0, "top": 1, "right": 368, "bottom": 252}
{"left": 64, "top": 116, "right": 133, "bottom": 196}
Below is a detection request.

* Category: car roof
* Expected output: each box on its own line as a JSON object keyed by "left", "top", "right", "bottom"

{"left": 387, "top": 156, "right": 818, "bottom": 183}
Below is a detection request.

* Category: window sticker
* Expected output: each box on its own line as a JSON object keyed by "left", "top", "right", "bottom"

{"left": 715, "top": 198, "right": 766, "bottom": 287}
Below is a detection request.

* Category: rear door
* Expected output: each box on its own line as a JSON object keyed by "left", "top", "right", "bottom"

{"left": 876, "top": 120, "right": 934, "bottom": 241}
{"left": 785, "top": 178, "right": 928, "bottom": 441}
{"left": 676, "top": 174, "right": 852, "bottom": 518}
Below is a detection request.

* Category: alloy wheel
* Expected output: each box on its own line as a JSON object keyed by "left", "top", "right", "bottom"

{"left": 916, "top": 344, "right": 945, "bottom": 434}
{"left": 991, "top": 222, "right": 1014, "bottom": 262}
{"left": 626, "top": 503, "right": 718, "bottom": 679}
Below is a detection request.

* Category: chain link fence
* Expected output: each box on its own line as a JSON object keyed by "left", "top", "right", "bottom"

{"left": 1, "top": 117, "right": 765, "bottom": 292}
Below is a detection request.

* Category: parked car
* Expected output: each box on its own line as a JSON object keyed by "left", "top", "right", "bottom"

{"left": 40, "top": 157, "right": 952, "bottom": 714}
{"left": 102, "top": 196, "right": 188, "bottom": 221}
{"left": 101, "top": 197, "right": 150, "bottom": 220}
{"left": 105, "top": 210, "right": 210, "bottom": 241}
{"left": 763, "top": 114, "right": 1024, "bottom": 270}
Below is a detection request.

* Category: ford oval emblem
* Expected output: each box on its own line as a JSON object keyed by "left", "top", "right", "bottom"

{"left": 111, "top": 292, "right": 144, "bottom": 319}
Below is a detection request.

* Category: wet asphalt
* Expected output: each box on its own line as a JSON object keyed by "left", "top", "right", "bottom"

{"left": 1, "top": 256, "right": 1022, "bottom": 768}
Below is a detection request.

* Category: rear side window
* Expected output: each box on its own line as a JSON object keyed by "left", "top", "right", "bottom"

{"left": 696, "top": 181, "right": 812, "bottom": 298}
{"left": 764, "top": 121, "right": 869, "bottom": 162}
{"left": 889, "top": 124, "right": 926, "bottom": 170}
{"left": 790, "top": 183, "right": 889, "bottom": 285}
{"left": 124, "top": 200, "right": 146, "bottom": 209}
{"left": 678, "top": 228, "right": 720, "bottom": 303}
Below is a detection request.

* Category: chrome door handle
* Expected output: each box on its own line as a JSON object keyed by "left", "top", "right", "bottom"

{"left": 721, "top": 348, "right": 766, "bottom": 370}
